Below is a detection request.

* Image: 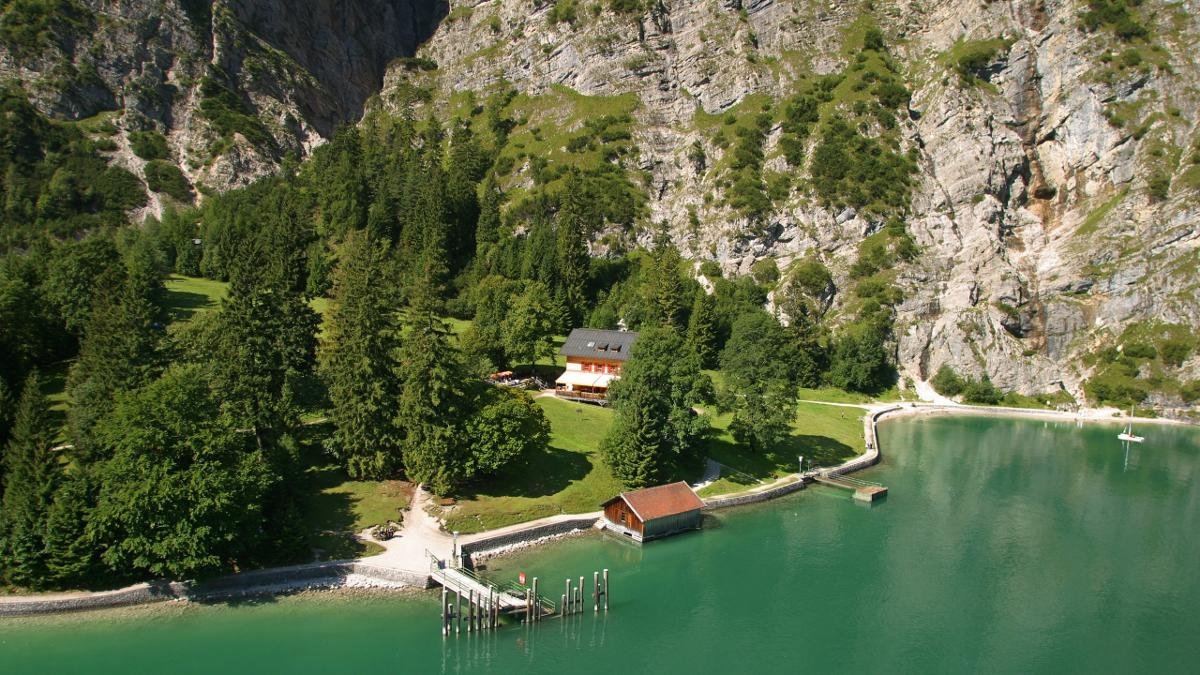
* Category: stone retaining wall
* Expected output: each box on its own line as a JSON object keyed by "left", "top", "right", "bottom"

{"left": 0, "top": 561, "right": 432, "bottom": 617}
{"left": 191, "top": 561, "right": 432, "bottom": 600}
{"left": 824, "top": 405, "right": 900, "bottom": 477}
{"left": 461, "top": 517, "right": 599, "bottom": 558}
{"left": 0, "top": 581, "right": 190, "bottom": 617}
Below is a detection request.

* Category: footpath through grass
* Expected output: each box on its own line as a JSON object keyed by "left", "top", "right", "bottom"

{"left": 440, "top": 397, "right": 621, "bottom": 534}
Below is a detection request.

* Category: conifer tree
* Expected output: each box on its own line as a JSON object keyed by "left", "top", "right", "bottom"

{"left": 66, "top": 282, "right": 159, "bottom": 458}
{"left": 600, "top": 327, "right": 710, "bottom": 488}
{"left": 43, "top": 470, "right": 98, "bottom": 587}
{"left": 314, "top": 127, "right": 367, "bottom": 238}
{"left": 211, "top": 244, "right": 319, "bottom": 450}
{"left": 400, "top": 153, "right": 450, "bottom": 295}
{"left": 396, "top": 283, "right": 470, "bottom": 495}
{"left": 502, "top": 281, "right": 557, "bottom": 369}
{"left": 686, "top": 291, "right": 718, "bottom": 369}
{"left": 474, "top": 176, "right": 503, "bottom": 260}
{"left": 445, "top": 121, "right": 488, "bottom": 270}
{"left": 321, "top": 232, "right": 405, "bottom": 479}
{"left": 644, "top": 236, "right": 685, "bottom": 327}
{"left": 0, "top": 376, "right": 12, "bottom": 478}
{"left": 555, "top": 172, "right": 591, "bottom": 327}
{"left": 0, "top": 370, "right": 59, "bottom": 589}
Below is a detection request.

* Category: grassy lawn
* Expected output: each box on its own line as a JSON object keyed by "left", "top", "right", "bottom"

{"left": 163, "top": 274, "right": 228, "bottom": 322}
{"left": 297, "top": 437, "right": 412, "bottom": 560}
{"left": 440, "top": 397, "right": 621, "bottom": 534}
{"left": 698, "top": 402, "right": 866, "bottom": 497}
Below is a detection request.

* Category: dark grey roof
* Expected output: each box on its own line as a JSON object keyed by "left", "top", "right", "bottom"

{"left": 560, "top": 328, "right": 638, "bottom": 362}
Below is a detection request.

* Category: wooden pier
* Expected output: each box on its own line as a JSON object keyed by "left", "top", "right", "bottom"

{"left": 427, "top": 551, "right": 609, "bottom": 635}
{"left": 814, "top": 473, "right": 888, "bottom": 503}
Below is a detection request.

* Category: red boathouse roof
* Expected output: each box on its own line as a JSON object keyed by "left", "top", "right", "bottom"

{"left": 601, "top": 481, "right": 705, "bottom": 522}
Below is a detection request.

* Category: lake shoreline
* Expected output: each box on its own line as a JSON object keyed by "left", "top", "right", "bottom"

{"left": 3, "top": 401, "right": 1190, "bottom": 617}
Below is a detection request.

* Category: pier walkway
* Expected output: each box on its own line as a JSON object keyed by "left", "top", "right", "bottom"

{"left": 427, "top": 555, "right": 529, "bottom": 612}
{"left": 813, "top": 472, "right": 889, "bottom": 502}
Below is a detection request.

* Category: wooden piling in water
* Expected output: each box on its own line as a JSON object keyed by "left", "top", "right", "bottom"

{"left": 578, "top": 576, "right": 584, "bottom": 614}
{"left": 603, "top": 569, "right": 609, "bottom": 611}
{"left": 533, "top": 577, "right": 540, "bottom": 622}
{"left": 593, "top": 571, "right": 599, "bottom": 611}
{"left": 441, "top": 587, "right": 448, "bottom": 637}
{"left": 455, "top": 589, "right": 461, "bottom": 635}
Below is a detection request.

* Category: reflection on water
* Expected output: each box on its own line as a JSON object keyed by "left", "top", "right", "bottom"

{"left": 2, "top": 416, "right": 1198, "bottom": 674}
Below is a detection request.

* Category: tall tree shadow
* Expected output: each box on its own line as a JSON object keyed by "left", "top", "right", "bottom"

{"left": 457, "top": 444, "right": 590, "bottom": 500}
{"left": 162, "top": 287, "right": 214, "bottom": 323}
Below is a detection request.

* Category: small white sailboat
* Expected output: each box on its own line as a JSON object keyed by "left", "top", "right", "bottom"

{"left": 1118, "top": 408, "right": 1144, "bottom": 443}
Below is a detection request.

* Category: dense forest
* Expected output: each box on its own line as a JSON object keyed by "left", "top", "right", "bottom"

{"left": 0, "top": 29, "right": 912, "bottom": 590}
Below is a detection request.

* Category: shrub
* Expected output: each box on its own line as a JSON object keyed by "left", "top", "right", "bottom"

{"left": 144, "top": 160, "right": 191, "bottom": 201}
{"left": 948, "top": 38, "right": 1012, "bottom": 86}
{"left": 0, "top": 0, "right": 92, "bottom": 59}
{"left": 962, "top": 376, "right": 1003, "bottom": 405}
{"left": 698, "top": 260, "right": 722, "bottom": 278}
{"left": 750, "top": 258, "right": 779, "bottom": 286}
{"left": 931, "top": 364, "right": 965, "bottom": 397}
{"left": 1081, "top": 0, "right": 1148, "bottom": 41}
{"left": 548, "top": 0, "right": 578, "bottom": 25}
{"left": 1148, "top": 172, "right": 1170, "bottom": 201}
{"left": 1160, "top": 337, "right": 1192, "bottom": 368}
{"left": 1121, "top": 342, "right": 1156, "bottom": 360}
{"left": 129, "top": 130, "right": 169, "bottom": 160}
{"left": 1181, "top": 381, "right": 1200, "bottom": 404}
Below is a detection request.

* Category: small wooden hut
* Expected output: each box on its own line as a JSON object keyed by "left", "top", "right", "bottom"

{"left": 601, "top": 482, "right": 705, "bottom": 543}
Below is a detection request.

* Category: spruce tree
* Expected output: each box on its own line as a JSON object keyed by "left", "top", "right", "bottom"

{"left": 685, "top": 291, "right": 718, "bottom": 369}
{"left": 43, "top": 470, "right": 98, "bottom": 587}
{"left": 502, "top": 281, "right": 557, "bottom": 369}
{"left": 0, "top": 376, "right": 12, "bottom": 480}
{"left": 321, "top": 232, "right": 405, "bottom": 479}
{"left": 474, "top": 176, "right": 503, "bottom": 259}
{"left": 600, "top": 327, "right": 710, "bottom": 488}
{"left": 396, "top": 283, "right": 469, "bottom": 495}
{"left": 555, "top": 172, "right": 591, "bottom": 327}
{"left": 211, "top": 244, "right": 319, "bottom": 450}
{"left": 66, "top": 282, "right": 159, "bottom": 458}
{"left": 644, "top": 237, "right": 685, "bottom": 327}
{"left": 0, "top": 370, "right": 59, "bottom": 589}
{"left": 445, "top": 121, "right": 488, "bottom": 271}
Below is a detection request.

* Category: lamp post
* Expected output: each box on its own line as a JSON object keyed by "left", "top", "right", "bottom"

{"left": 452, "top": 531, "right": 459, "bottom": 568}
{"left": 798, "top": 455, "right": 804, "bottom": 474}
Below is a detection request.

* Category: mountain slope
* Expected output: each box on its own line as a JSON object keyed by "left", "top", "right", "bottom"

{"left": 386, "top": 0, "right": 1199, "bottom": 408}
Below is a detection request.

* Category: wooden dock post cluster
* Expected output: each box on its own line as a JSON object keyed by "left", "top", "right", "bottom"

{"left": 441, "top": 584, "right": 501, "bottom": 636}
{"left": 524, "top": 568, "right": 610, "bottom": 624}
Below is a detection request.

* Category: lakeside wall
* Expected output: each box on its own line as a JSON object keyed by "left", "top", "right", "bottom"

{"left": 461, "top": 517, "right": 600, "bottom": 560}
{"left": 0, "top": 561, "right": 433, "bottom": 617}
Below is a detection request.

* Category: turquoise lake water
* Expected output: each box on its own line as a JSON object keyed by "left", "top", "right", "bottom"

{"left": 2, "top": 415, "right": 1198, "bottom": 673}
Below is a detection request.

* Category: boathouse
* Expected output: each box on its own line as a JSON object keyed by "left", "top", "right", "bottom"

{"left": 554, "top": 328, "right": 638, "bottom": 404}
{"left": 600, "top": 482, "right": 705, "bottom": 542}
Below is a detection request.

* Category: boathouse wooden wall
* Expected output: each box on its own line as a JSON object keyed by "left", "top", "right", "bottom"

{"left": 641, "top": 510, "right": 701, "bottom": 540}
{"left": 604, "top": 501, "right": 643, "bottom": 535}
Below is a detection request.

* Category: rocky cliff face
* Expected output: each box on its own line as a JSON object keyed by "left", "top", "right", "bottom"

{"left": 4, "top": 0, "right": 1195, "bottom": 407}
{"left": 388, "top": 0, "right": 1200, "bottom": 406}
{"left": 0, "top": 0, "right": 446, "bottom": 206}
